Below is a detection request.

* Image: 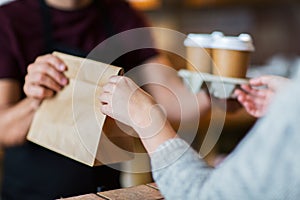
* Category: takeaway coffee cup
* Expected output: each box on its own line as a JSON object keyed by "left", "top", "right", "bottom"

{"left": 211, "top": 33, "right": 255, "bottom": 78}
{"left": 184, "top": 32, "right": 223, "bottom": 73}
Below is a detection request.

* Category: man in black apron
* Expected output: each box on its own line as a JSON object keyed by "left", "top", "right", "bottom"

{"left": 1, "top": 0, "right": 158, "bottom": 199}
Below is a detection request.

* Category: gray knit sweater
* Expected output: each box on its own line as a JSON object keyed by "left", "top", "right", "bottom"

{"left": 151, "top": 74, "right": 300, "bottom": 200}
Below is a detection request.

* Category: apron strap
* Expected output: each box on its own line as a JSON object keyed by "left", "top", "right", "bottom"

{"left": 94, "top": 0, "right": 115, "bottom": 38}
{"left": 39, "top": 0, "right": 54, "bottom": 54}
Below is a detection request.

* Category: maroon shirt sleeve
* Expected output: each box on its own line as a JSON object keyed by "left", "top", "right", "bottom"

{"left": 0, "top": 9, "right": 22, "bottom": 81}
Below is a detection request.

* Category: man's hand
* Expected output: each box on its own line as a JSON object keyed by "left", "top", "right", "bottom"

{"left": 24, "top": 54, "right": 68, "bottom": 100}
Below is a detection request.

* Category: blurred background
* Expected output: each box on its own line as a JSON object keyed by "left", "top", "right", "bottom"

{"left": 130, "top": 0, "right": 300, "bottom": 66}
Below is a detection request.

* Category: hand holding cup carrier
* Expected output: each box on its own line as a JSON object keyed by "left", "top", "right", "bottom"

{"left": 180, "top": 31, "right": 255, "bottom": 98}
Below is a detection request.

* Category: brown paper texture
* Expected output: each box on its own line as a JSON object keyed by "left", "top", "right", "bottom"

{"left": 27, "top": 52, "right": 133, "bottom": 166}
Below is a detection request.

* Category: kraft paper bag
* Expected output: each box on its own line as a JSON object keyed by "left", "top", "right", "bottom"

{"left": 27, "top": 52, "right": 134, "bottom": 166}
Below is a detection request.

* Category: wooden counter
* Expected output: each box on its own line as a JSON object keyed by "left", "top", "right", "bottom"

{"left": 60, "top": 183, "right": 164, "bottom": 200}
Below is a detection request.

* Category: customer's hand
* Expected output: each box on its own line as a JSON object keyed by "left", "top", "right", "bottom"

{"left": 99, "top": 76, "right": 167, "bottom": 138}
{"left": 234, "top": 75, "right": 290, "bottom": 118}
{"left": 24, "top": 54, "right": 68, "bottom": 100}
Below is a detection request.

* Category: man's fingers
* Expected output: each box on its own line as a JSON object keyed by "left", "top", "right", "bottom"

{"left": 28, "top": 63, "right": 68, "bottom": 86}
{"left": 35, "top": 54, "right": 67, "bottom": 72}
{"left": 24, "top": 84, "right": 54, "bottom": 99}
{"left": 25, "top": 72, "right": 62, "bottom": 92}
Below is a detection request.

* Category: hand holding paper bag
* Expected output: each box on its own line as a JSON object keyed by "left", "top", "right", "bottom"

{"left": 24, "top": 54, "right": 69, "bottom": 100}
{"left": 27, "top": 52, "right": 133, "bottom": 166}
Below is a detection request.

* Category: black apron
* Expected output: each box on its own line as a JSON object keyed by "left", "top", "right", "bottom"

{"left": 2, "top": 1, "right": 120, "bottom": 200}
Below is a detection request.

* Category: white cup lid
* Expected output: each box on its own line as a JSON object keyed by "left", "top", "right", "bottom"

{"left": 184, "top": 31, "right": 224, "bottom": 48}
{"left": 211, "top": 33, "right": 255, "bottom": 52}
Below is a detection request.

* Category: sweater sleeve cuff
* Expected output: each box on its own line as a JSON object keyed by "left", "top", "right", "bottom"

{"left": 150, "top": 138, "right": 191, "bottom": 171}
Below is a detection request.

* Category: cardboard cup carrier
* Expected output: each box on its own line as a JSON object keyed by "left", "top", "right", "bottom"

{"left": 180, "top": 33, "right": 255, "bottom": 98}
